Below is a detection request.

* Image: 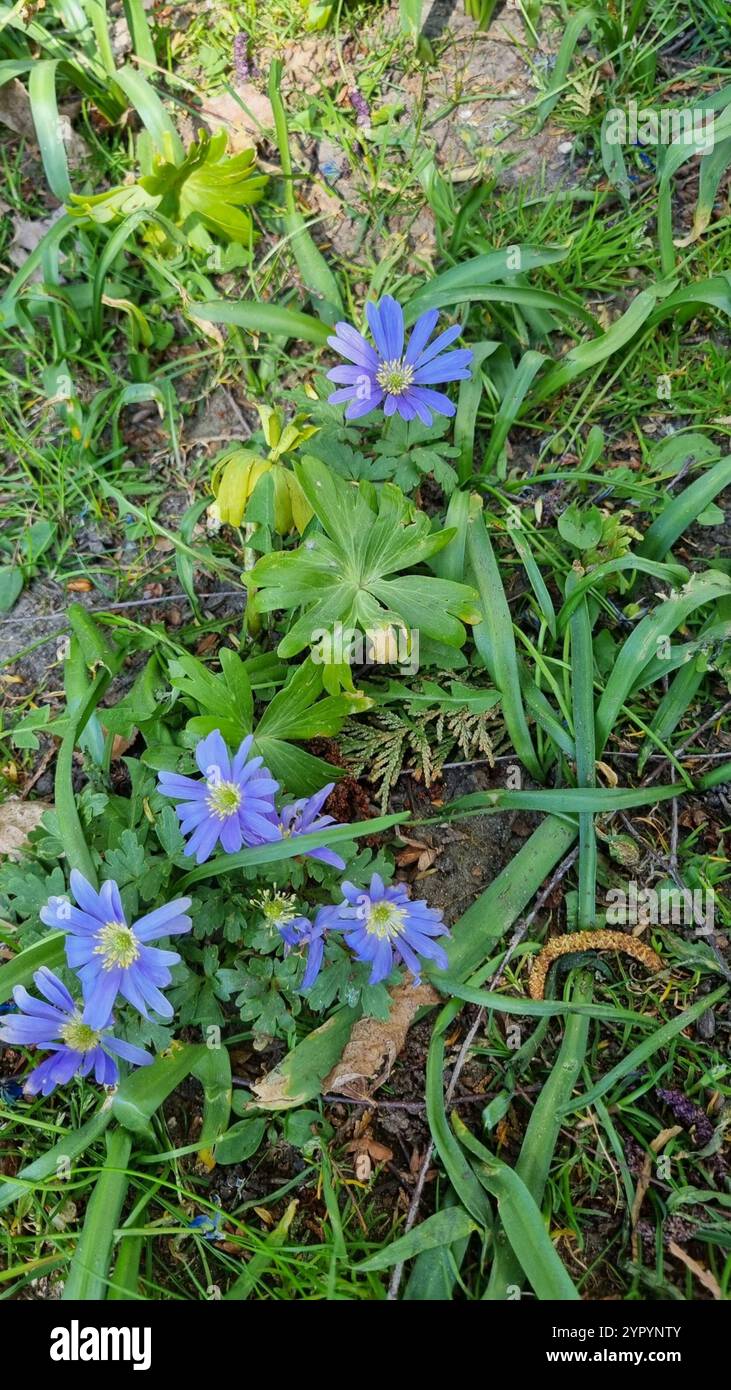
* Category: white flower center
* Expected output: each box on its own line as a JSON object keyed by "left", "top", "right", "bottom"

{"left": 207, "top": 779, "right": 242, "bottom": 819}
{"left": 365, "top": 900, "right": 407, "bottom": 941}
{"left": 376, "top": 358, "right": 415, "bottom": 396}
{"left": 59, "top": 1014, "right": 102, "bottom": 1054}
{"left": 94, "top": 920, "right": 140, "bottom": 970}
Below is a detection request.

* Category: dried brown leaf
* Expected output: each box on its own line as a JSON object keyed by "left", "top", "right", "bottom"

{"left": 0, "top": 798, "right": 50, "bottom": 858}
{"left": 324, "top": 980, "right": 439, "bottom": 1097}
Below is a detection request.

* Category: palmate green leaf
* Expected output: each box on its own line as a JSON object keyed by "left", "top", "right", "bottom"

{"left": 249, "top": 457, "right": 478, "bottom": 659}
{"left": 169, "top": 650, "right": 365, "bottom": 794}
{"left": 176, "top": 131, "right": 267, "bottom": 241}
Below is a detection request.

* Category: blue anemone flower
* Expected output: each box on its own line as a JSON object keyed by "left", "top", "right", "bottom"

{"left": 40, "top": 871, "right": 192, "bottom": 1028}
{"left": 326, "top": 295, "right": 472, "bottom": 424}
{"left": 278, "top": 907, "right": 333, "bottom": 990}
{"left": 269, "top": 783, "right": 347, "bottom": 870}
{"left": 157, "top": 730, "right": 280, "bottom": 864}
{"left": 0, "top": 967, "right": 152, "bottom": 1096}
{"left": 328, "top": 873, "right": 449, "bottom": 984}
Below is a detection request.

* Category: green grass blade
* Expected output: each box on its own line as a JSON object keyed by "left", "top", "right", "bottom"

{"left": 123, "top": 0, "right": 156, "bottom": 66}
{"left": 62, "top": 1127, "right": 132, "bottom": 1300}
{"left": 426, "top": 1017, "right": 494, "bottom": 1226}
{"left": 399, "top": 0, "right": 423, "bottom": 37}
{"left": 530, "top": 280, "right": 675, "bottom": 405}
{"left": 0, "top": 932, "right": 66, "bottom": 1005}
{"left": 357, "top": 1206, "right": 476, "bottom": 1271}
{"left": 556, "top": 556, "right": 688, "bottom": 632}
{"left": 454, "top": 1116, "right": 580, "bottom": 1299}
{"left": 404, "top": 246, "right": 571, "bottom": 322}
{"left": 484, "top": 972, "right": 593, "bottom": 1298}
{"left": 444, "top": 782, "right": 684, "bottom": 816}
{"left": 595, "top": 570, "right": 731, "bottom": 752}
{"left": 467, "top": 506, "right": 541, "bottom": 779}
{"left": 433, "top": 815, "right": 577, "bottom": 984}
{"left": 454, "top": 341, "right": 498, "bottom": 483}
{"left": 107, "top": 1235, "right": 143, "bottom": 1301}
{"left": 639, "top": 456, "right": 731, "bottom": 562}
{"left": 114, "top": 63, "right": 182, "bottom": 159}
{"left": 0, "top": 1104, "right": 112, "bottom": 1213}
{"left": 268, "top": 59, "right": 343, "bottom": 325}
{"left": 28, "top": 59, "right": 71, "bottom": 200}
{"left": 192, "top": 1045, "right": 232, "bottom": 1154}
{"left": 112, "top": 1044, "right": 206, "bottom": 1138}
{"left": 567, "top": 574, "right": 596, "bottom": 928}
{"left": 508, "top": 526, "right": 556, "bottom": 637}
{"left": 177, "top": 813, "right": 406, "bottom": 888}
{"left": 482, "top": 350, "right": 545, "bottom": 476}
{"left": 562, "top": 985, "right": 728, "bottom": 1115}
{"left": 191, "top": 298, "right": 330, "bottom": 346}
{"left": 535, "top": 7, "right": 595, "bottom": 128}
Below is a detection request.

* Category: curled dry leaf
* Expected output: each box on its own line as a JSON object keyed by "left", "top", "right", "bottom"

{"left": 0, "top": 798, "right": 50, "bottom": 859}
{"left": 198, "top": 85, "right": 274, "bottom": 153}
{"left": 324, "top": 980, "right": 439, "bottom": 1098}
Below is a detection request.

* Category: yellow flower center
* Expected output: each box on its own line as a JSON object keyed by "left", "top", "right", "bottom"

{"left": 59, "top": 1014, "right": 102, "bottom": 1054}
{"left": 206, "top": 780, "right": 242, "bottom": 819}
{"left": 94, "top": 920, "right": 140, "bottom": 970}
{"left": 366, "top": 900, "right": 407, "bottom": 941}
{"left": 376, "top": 358, "right": 415, "bottom": 396}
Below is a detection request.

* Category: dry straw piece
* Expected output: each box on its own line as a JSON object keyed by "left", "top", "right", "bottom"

{"left": 528, "top": 930, "right": 663, "bottom": 1000}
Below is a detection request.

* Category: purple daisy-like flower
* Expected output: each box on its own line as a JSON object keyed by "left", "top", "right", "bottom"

{"left": 279, "top": 906, "right": 334, "bottom": 990}
{"left": 326, "top": 294, "right": 472, "bottom": 424}
{"left": 157, "top": 730, "right": 280, "bottom": 864}
{"left": 272, "top": 783, "right": 347, "bottom": 870}
{"left": 0, "top": 967, "right": 152, "bottom": 1096}
{"left": 328, "top": 873, "right": 449, "bottom": 984}
{"left": 40, "top": 871, "right": 192, "bottom": 1028}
